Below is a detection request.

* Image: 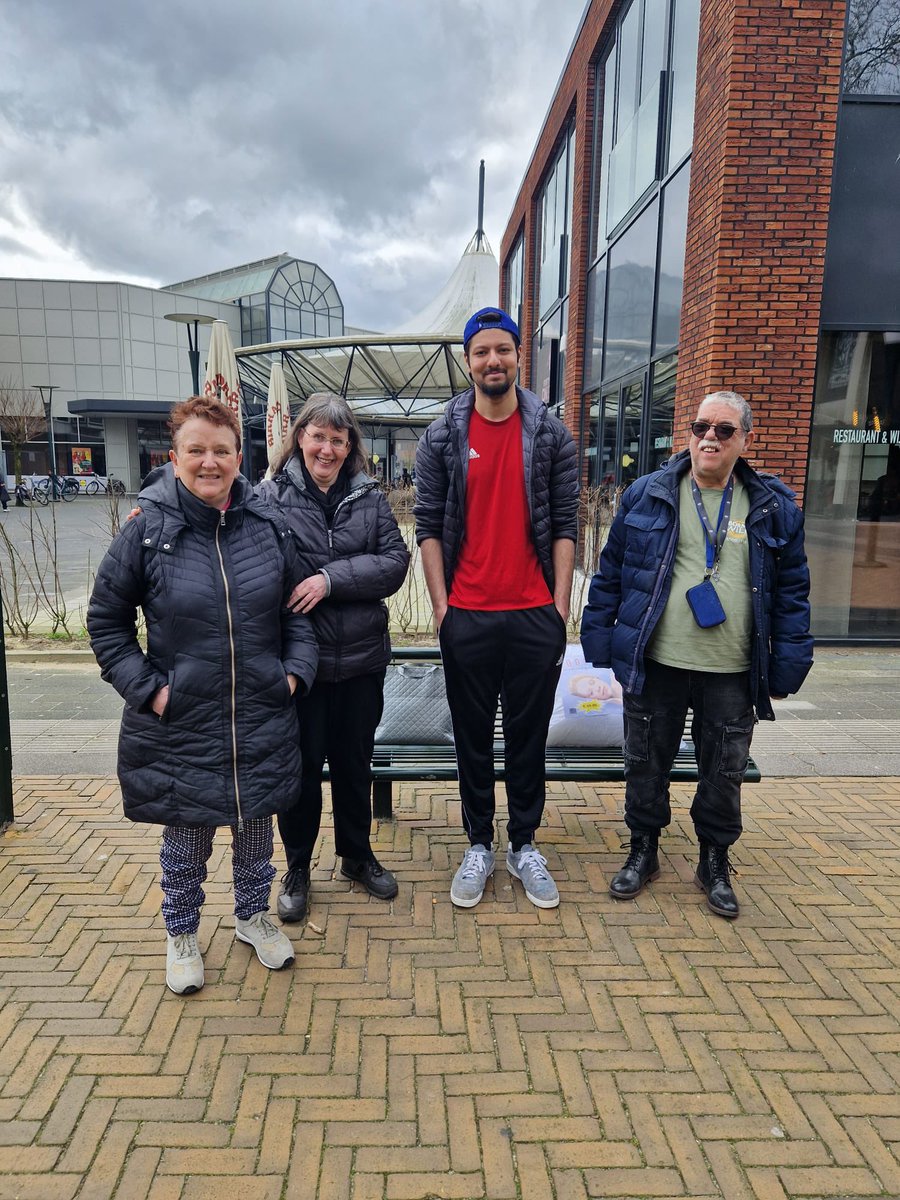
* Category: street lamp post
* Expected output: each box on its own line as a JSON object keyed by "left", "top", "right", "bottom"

{"left": 164, "top": 313, "right": 216, "bottom": 396}
{"left": 33, "top": 383, "right": 58, "bottom": 501}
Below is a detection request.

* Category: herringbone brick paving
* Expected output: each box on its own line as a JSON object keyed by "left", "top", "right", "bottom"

{"left": 1, "top": 776, "right": 899, "bottom": 1199}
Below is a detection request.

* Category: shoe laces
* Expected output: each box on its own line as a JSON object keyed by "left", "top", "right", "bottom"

{"left": 282, "top": 866, "right": 309, "bottom": 893}
{"left": 516, "top": 847, "right": 550, "bottom": 879}
{"left": 459, "top": 847, "right": 490, "bottom": 880}
{"left": 620, "top": 835, "right": 655, "bottom": 870}
{"left": 172, "top": 932, "right": 199, "bottom": 960}
{"left": 707, "top": 845, "right": 736, "bottom": 883}
{"left": 247, "top": 913, "right": 279, "bottom": 939}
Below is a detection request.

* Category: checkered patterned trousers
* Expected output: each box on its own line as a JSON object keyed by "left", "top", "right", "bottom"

{"left": 160, "top": 817, "right": 276, "bottom": 936}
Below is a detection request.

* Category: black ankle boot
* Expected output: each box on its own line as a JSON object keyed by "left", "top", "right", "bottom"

{"left": 695, "top": 843, "right": 739, "bottom": 918}
{"left": 277, "top": 865, "right": 310, "bottom": 923}
{"left": 609, "top": 834, "right": 660, "bottom": 899}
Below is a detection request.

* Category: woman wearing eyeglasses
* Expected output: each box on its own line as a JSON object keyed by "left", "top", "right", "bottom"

{"left": 259, "top": 393, "right": 410, "bottom": 921}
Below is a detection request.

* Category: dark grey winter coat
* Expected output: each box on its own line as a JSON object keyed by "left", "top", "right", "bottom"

{"left": 413, "top": 386, "right": 578, "bottom": 592}
{"left": 257, "top": 458, "right": 410, "bottom": 682}
{"left": 87, "top": 465, "right": 318, "bottom": 826}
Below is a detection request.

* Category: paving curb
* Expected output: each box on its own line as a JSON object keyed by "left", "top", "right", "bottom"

{"left": 6, "top": 649, "right": 97, "bottom": 664}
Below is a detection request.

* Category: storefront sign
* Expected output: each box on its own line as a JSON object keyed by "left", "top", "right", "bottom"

{"left": 833, "top": 428, "right": 900, "bottom": 444}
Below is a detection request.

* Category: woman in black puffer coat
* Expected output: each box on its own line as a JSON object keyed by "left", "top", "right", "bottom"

{"left": 258, "top": 392, "right": 409, "bottom": 921}
{"left": 88, "top": 397, "right": 318, "bottom": 996}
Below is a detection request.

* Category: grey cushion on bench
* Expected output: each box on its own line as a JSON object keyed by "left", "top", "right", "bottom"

{"left": 375, "top": 663, "right": 454, "bottom": 746}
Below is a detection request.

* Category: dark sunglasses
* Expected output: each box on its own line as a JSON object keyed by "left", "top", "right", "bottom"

{"left": 690, "top": 420, "right": 743, "bottom": 441}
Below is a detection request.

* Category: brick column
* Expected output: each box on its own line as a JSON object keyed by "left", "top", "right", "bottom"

{"left": 676, "top": 0, "right": 847, "bottom": 500}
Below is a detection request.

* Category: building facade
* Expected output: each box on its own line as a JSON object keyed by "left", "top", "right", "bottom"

{"left": 501, "top": 0, "right": 900, "bottom": 640}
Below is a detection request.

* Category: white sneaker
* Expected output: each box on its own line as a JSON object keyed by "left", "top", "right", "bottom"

{"left": 235, "top": 912, "right": 295, "bottom": 969}
{"left": 450, "top": 844, "right": 495, "bottom": 908}
{"left": 166, "top": 931, "right": 204, "bottom": 995}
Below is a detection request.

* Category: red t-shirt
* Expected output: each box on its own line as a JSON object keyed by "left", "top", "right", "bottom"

{"left": 449, "top": 407, "right": 553, "bottom": 610}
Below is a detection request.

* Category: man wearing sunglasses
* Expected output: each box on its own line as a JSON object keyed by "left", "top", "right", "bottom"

{"left": 581, "top": 391, "right": 812, "bottom": 918}
{"left": 415, "top": 307, "right": 578, "bottom": 911}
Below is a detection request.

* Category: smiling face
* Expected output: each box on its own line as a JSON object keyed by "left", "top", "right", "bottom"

{"left": 298, "top": 422, "right": 351, "bottom": 491}
{"left": 170, "top": 416, "right": 242, "bottom": 509}
{"left": 465, "top": 327, "right": 521, "bottom": 402}
{"left": 689, "top": 399, "right": 754, "bottom": 487}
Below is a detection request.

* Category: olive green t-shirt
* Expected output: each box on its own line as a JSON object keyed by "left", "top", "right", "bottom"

{"left": 647, "top": 475, "right": 752, "bottom": 672}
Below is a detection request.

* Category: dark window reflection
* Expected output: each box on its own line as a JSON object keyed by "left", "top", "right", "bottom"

{"left": 584, "top": 259, "right": 607, "bottom": 390}
{"left": 844, "top": 0, "right": 900, "bottom": 95}
{"left": 605, "top": 200, "right": 658, "bottom": 379}
{"left": 649, "top": 354, "right": 677, "bottom": 471}
{"left": 621, "top": 379, "right": 644, "bottom": 486}
{"left": 655, "top": 164, "right": 690, "bottom": 354}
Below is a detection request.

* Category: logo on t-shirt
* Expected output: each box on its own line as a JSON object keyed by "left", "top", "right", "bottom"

{"left": 468, "top": 448, "right": 480, "bottom": 460}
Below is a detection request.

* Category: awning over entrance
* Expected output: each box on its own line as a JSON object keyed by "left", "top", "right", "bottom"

{"left": 235, "top": 335, "right": 470, "bottom": 424}
{"left": 67, "top": 398, "right": 174, "bottom": 418}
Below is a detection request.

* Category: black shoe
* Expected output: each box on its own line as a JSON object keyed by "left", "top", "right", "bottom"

{"left": 340, "top": 856, "right": 398, "bottom": 900}
{"left": 609, "top": 834, "right": 660, "bottom": 899}
{"left": 695, "top": 843, "right": 739, "bottom": 919}
{"left": 277, "top": 865, "right": 310, "bottom": 923}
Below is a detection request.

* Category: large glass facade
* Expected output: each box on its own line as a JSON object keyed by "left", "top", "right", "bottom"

{"left": 583, "top": 0, "right": 699, "bottom": 488}
{"left": 506, "top": 236, "right": 525, "bottom": 333}
{"left": 533, "top": 126, "right": 576, "bottom": 412}
{"left": 806, "top": 330, "right": 900, "bottom": 636}
{"left": 236, "top": 261, "right": 343, "bottom": 347}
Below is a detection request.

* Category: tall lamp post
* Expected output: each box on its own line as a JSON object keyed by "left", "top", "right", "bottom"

{"left": 164, "top": 313, "right": 216, "bottom": 396}
{"left": 32, "top": 383, "right": 58, "bottom": 501}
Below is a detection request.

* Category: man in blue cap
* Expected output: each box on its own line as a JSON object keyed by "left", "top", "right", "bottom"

{"left": 414, "top": 307, "right": 578, "bottom": 910}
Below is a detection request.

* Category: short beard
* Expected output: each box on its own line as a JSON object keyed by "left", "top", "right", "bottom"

{"left": 478, "top": 375, "right": 513, "bottom": 399}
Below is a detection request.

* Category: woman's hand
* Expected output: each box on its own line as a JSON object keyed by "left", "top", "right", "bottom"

{"left": 151, "top": 685, "right": 169, "bottom": 717}
{"left": 286, "top": 673, "right": 298, "bottom": 696}
{"left": 288, "top": 574, "right": 327, "bottom": 613}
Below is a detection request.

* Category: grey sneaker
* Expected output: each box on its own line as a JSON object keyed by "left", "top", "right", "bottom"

{"left": 450, "top": 844, "right": 495, "bottom": 908}
{"left": 235, "top": 912, "right": 295, "bottom": 969}
{"left": 506, "top": 844, "right": 559, "bottom": 909}
{"left": 166, "top": 931, "right": 204, "bottom": 995}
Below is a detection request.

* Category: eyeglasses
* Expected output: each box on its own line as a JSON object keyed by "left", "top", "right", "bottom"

{"left": 305, "top": 431, "right": 349, "bottom": 450}
{"left": 690, "top": 421, "right": 744, "bottom": 441}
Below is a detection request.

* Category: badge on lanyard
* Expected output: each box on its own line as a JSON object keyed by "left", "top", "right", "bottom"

{"left": 690, "top": 475, "right": 733, "bottom": 583}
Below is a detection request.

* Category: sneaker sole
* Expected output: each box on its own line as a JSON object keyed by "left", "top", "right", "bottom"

{"left": 608, "top": 868, "right": 660, "bottom": 900}
{"left": 506, "top": 864, "right": 560, "bottom": 909}
{"left": 166, "top": 978, "right": 203, "bottom": 996}
{"left": 450, "top": 868, "right": 493, "bottom": 908}
{"left": 276, "top": 902, "right": 308, "bottom": 924}
{"left": 234, "top": 930, "right": 295, "bottom": 969}
{"left": 693, "top": 873, "right": 740, "bottom": 919}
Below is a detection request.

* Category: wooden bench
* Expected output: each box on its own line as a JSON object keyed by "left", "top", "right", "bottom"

{"left": 326, "top": 646, "right": 762, "bottom": 819}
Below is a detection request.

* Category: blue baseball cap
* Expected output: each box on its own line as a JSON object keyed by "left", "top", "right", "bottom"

{"left": 463, "top": 307, "right": 521, "bottom": 352}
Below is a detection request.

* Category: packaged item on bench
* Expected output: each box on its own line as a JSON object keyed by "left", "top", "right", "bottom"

{"left": 546, "top": 645, "right": 624, "bottom": 748}
{"left": 375, "top": 663, "right": 455, "bottom": 745}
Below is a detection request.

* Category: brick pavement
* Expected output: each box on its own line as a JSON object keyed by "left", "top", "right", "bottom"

{"left": 1, "top": 775, "right": 900, "bottom": 1199}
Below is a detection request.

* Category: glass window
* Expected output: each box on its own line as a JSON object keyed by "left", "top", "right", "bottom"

{"left": 648, "top": 353, "right": 677, "bottom": 471}
{"left": 596, "top": 51, "right": 617, "bottom": 251}
{"left": 621, "top": 378, "right": 644, "bottom": 486}
{"left": 506, "top": 236, "right": 525, "bottom": 331}
{"left": 598, "top": 389, "right": 619, "bottom": 490}
{"left": 537, "top": 129, "right": 574, "bottom": 320}
{"left": 654, "top": 163, "right": 690, "bottom": 354}
{"left": 604, "top": 199, "right": 659, "bottom": 380}
{"left": 806, "top": 330, "right": 900, "bottom": 636}
{"left": 584, "top": 258, "right": 607, "bottom": 389}
{"left": 668, "top": 0, "right": 700, "bottom": 167}
{"left": 844, "top": 0, "right": 900, "bottom": 95}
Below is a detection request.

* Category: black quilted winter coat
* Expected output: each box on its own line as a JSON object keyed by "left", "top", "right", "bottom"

{"left": 257, "top": 458, "right": 410, "bottom": 682}
{"left": 413, "top": 386, "right": 578, "bottom": 592}
{"left": 87, "top": 465, "right": 318, "bottom": 827}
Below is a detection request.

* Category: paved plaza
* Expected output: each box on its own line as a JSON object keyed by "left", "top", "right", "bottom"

{"left": 0, "top": 650, "right": 899, "bottom": 1198}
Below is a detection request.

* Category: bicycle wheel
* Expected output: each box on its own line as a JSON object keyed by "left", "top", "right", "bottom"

{"left": 110, "top": 478, "right": 126, "bottom": 495}
{"left": 33, "top": 483, "right": 49, "bottom": 506}
{"left": 85, "top": 479, "right": 100, "bottom": 496}
{"left": 61, "top": 481, "right": 79, "bottom": 502}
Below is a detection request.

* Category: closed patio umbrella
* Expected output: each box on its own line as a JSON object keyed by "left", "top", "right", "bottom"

{"left": 203, "top": 320, "right": 241, "bottom": 416}
{"left": 265, "top": 360, "right": 291, "bottom": 479}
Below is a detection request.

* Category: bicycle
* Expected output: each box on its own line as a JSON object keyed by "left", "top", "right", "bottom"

{"left": 32, "top": 474, "right": 80, "bottom": 505}
{"left": 84, "top": 474, "right": 126, "bottom": 497}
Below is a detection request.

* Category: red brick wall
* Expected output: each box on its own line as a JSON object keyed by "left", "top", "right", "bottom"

{"left": 673, "top": 0, "right": 846, "bottom": 501}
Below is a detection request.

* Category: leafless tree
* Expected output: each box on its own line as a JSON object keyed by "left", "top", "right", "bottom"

{"left": 0, "top": 376, "right": 46, "bottom": 483}
{"left": 845, "top": 0, "right": 900, "bottom": 94}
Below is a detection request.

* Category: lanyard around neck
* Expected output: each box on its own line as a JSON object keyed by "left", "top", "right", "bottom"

{"left": 690, "top": 474, "right": 734, "bottom": 577}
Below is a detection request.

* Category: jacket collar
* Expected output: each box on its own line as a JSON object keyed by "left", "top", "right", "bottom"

{"left": 283, "top": 453, "right": 373, "bottom": 499}
{"left": 137, "top": 462, "right": 268, "bottom": 548}
{"left": 649, "top": 450, "right": 788, "bottom": 512}
{"left": 447, "top": 384, "right": 547, "bottom": 436}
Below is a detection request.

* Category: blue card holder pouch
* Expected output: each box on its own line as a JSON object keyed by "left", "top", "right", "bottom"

{"left": 685, "top": 579, "right": 727, "bottom": 628}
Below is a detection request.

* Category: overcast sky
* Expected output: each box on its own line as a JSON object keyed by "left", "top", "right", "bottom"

{"left": 0, "top": 0, "right": 585, "bottom": 330}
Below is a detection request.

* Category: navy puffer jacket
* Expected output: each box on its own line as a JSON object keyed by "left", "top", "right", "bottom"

{"left": 87, "top": 465, "right": 318, "bottom": 826}
{"left": 413, "top": 386, "right": 578, "bottom": 591}
{"left": 257, "top": 458, "right": 410, "bottom": 682}
{"left": 580, "top": 451, "right": 813, "bottom": 720}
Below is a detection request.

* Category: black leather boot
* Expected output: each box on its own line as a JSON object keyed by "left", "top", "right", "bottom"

{"left": 277, "top": 865, "right": 310, "bottom": 923}
{"left": 695, "top": 844, "right": 739, "bottom": 918}
{"left": 609, "top": 834, "right": 660, "bottom": 899}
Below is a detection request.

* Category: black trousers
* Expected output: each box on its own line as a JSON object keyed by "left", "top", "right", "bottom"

{"left": 277, "top": 670, "right": 386, "bottom": 869}
{"left": 439, "top": 605, "right": 566, "bottom": 851}
{"left": 622, "top": 658, "right": 756, "bottom": 847}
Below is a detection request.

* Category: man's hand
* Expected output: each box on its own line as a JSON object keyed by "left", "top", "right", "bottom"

{"left": 770, "top": 693, "right": 787, "bottom": 701}
{"left": 151, "top": 685, "right": 169, "bottom": 717}
{"left": 288, "top": 574, "right": 327, "bottom": 613}
{"left": 555, "top": 599, "right": 570, "bottom": 625}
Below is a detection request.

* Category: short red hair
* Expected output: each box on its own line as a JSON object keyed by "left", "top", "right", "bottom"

{"left": 169, "top": 396, "right": 241, "bottom": 451}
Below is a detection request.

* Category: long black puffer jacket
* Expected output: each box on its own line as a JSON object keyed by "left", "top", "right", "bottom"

{"left": 87, "top": 465, "right": 318, "bottom": 826}
{"left": 413, "top": 386, "right": 578, "bottom": 592}
{"left": 257, "top": 458, "right": 410, "bottom": 682}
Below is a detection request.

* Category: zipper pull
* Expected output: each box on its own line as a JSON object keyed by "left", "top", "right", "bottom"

{"left": 237, "top": 816, "right": 244, "bottom": 834}
{"left": 220, "top": 510, "right": 226, "bottom": 527}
